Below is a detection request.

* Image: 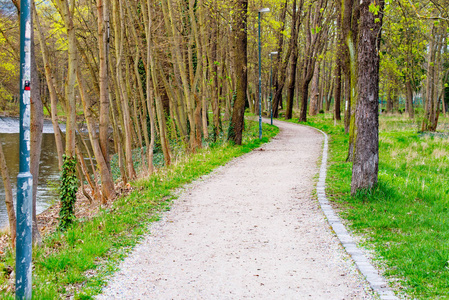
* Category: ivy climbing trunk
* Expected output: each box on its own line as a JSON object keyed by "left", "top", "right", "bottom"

{"left": 55, "top": 0, "right": 78, "bottom": 228}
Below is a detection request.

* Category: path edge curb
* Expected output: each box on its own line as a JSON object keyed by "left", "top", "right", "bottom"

{"left": 310, "top": 125, "right": 399, "bottom": 300}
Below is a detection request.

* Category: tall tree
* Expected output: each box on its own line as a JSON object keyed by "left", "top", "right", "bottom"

{"left": 53, "top": 0, "right": 78, "bottom": 228}
{"left": 271, "top": 0, "right": 289, "bottom": 118}
{"left": 96, "top": 0, "right": 116, "bottom": 199}
{"left": 228, "top": 0, "right": 248, "bottom": 145}
{"left": 334, "top": 6, "right": 342, "bottom": 121}
{"left": 421, "top": 23, "right": 445, "bottom": 131}
{"left": 285, "top": 0, "right": 301, "bottom": 120}
{"left": 298, "top": 0, "right": 330, "bottom": 122}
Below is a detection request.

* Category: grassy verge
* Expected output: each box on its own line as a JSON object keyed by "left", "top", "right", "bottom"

{"left": 290, "top": 113, "right": 449, "bottom": 299}
{"left": 0, "top": 120, "right": 278, "bottom": 299}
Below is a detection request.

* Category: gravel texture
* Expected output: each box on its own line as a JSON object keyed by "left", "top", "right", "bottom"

{"left": 97, "top": 120, "right": 375, "bottom": 299}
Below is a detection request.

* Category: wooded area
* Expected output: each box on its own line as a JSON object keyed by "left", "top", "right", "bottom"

{"left": 0, "top": 0, "right": 448, "bottom": 246}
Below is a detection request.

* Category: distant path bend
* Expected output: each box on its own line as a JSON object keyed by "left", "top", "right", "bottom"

{"left": 97, "top": 119, "right": 374, "bottom": 299}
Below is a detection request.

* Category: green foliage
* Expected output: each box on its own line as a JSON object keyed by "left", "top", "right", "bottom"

{"left": 379, "top": 1, "right": 427, "bottom": 100}
{"left": 59, "top": 155, "right": 78, "bottom": 231}
{"left": 369, "top": 3, "right": 380, "bottom": 16}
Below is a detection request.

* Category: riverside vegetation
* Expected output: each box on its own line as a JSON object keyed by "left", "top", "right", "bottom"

{"left": 0, "top": 120, "right": 278, "bottom": 299}
{"left": 295, "top": 112, "right": 449, "bottom": 299}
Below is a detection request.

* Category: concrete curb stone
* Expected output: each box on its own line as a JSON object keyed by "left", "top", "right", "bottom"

{"left": 312, "top": 126, "right": 399, "bottom": 300}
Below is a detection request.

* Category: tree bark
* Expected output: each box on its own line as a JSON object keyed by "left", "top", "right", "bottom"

{"left": 228, "top": 0, "right": 248, "bottom": 145}
{"left": 112, "top": 0, "right": 136, "bottom": 179}
{"left": 30, "top": 28, "right": 43, "bottom": 244}
{"left": 334, "top": 7, "right": 342, "bottom": 120}
{"left": 351, "top": 0, "right": 384, "bottom": 194}
{"left": 309, "top": 63, "right": 320, "bottom": 116}
{"left": 34, "top": 6, "right": 64, "bottom": 170}
{"left": 54, "top": 0, "right": 77, "bottom": 158}
{"left": 0, "top": 141, "right": 16, "bottom": 247}
{"left": 209, "top": 0, "right": 221, "bottom": 140}
{"left": 76, "top": 69, "right": 115, "bottom": 203}
{"left": 298, "top": 0, "right": 328, "bottom": 122}
{"left": 140, "top": 0, "right": 156, "bottom": 174}
{"left": 97, "top": 0, "right": 111, "bottom": 174}
{"left": 386, "top": 88, "right": 393, "bottom": 113}
{"left": 405, "top": 78, "right": 414, "bottom": 119}
{"left": 341, "top": 0, "right": 358, "bottom": 151}
{"left": 271, "top": 0, "right": 290, "bottom": 118}
{"left": 285, "top": 0, "right": 300, "bottom": 120}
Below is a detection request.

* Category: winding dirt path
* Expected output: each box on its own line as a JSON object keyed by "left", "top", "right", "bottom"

{"left": 97, "top": 120, "right": 374, "bottom": 299}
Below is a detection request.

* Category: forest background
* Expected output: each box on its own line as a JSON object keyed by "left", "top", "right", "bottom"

{"left": 0, "top": 0, "right": 448, "bottom": 298}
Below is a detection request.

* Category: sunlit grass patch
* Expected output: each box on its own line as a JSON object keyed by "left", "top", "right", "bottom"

{"left": 291, "top": 112, "right": 449, "bottom": 298}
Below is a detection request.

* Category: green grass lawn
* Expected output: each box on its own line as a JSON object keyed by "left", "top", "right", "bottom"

{"left": 294, "top": 113, "right": 449, "bottom": 299}
{"left": 0, "top": 120, "right": 278, "bottom": 299}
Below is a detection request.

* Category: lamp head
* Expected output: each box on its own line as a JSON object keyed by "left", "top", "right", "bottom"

{"left": 258, "top": 8, "right": 270, "bottom": 13}
{"left": 270, "top": 52, "right": 279, "bottom": 56}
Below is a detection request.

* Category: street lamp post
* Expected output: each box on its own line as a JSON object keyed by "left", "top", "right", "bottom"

{"left": 17, "top": 0, "right": 33, "bottom": 298}
{"left": 269, "top": 52, "right": 278, "bottom": 125}
{"left": 258, "top": 8, "right": 269, "bottom": 140}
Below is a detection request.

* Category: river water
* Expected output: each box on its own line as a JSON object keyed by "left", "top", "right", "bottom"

{"left": 0, "top": 117, "right": 65, "bottom": 228}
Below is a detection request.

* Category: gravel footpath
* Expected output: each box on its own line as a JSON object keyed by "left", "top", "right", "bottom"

{"left": 97, "top": 120, "right": 375, "bottom": 299}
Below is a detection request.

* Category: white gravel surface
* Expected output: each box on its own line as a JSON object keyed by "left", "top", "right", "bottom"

{"left": 97, "top": 120, "right": 375, "bottom": 299}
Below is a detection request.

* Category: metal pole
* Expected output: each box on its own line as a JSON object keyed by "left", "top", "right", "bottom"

{"left": 16, "top": 0, "right": 33, "bottom": 298}
{"left": 258, "top": 12, "right": 262, "bottom": 140}
{"left": 269, "top": 54, "right": 273, "bottom": 125}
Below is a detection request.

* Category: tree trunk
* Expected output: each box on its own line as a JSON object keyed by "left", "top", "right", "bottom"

{"left": 298, "top": 0, "right": 327, "bottom": 122}
{"left": 285, "top": 0, "right": 299, "bottom": 120}
{"left": 386, "top": 88, "right": 393, "bottom": 113}
{"left": 54, "top": 0, "right": 76, "bottom": 157}
{"left": 406, "top": 78, "right": 414, "bottom": 119}
{"left": 326, "top": 77, "right": 334, "bottom": 112}
{"left": 209, "top": 1, "right": 221, "bottom": 140}
{"left": 112, "top": 0, "right": 136, "bottom": 179}
{"left": 351, "top": 0, "right": 384, "bottom": 194}
{"left": 145, "top": 0, "right": 158, "bottom": 173}
{"left": 272, "top": 0, "right": 291, "bottom": 118}
{"left": 0, "top": 141, "right": 16, "bottom": 247}
{"left": 334, "top": 64, "right": 342, "bottom": 120}
{"left": 76, "top": 69, "right": 115, "bottom": 203}
{"left": 342, "top": 0, "right": 358, "bottom": 154}
{"left": 30, "top": 30, "right": 43, "bottom": 244}
{"left": 309, "top": 63, "right": 320, "bottom": 116}
{"left": 34, "top": 7, "right": 64, "bottom": 169}
{"left": 228, "top": 0, "right": 248, "bottom": 145}
{"left": 344, "top": 74, "right": 351, "bottom": 134}
{"left": 97, "top": 0, "right": 111, "bottom": 174}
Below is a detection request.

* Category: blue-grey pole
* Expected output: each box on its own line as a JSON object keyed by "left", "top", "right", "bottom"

{"left": 258, "top": 12, "right": 262, "bottom": 139}
{"left": 269, "top": 54, "right": 273, "bottom": 125}
{"left": 16, "top": 0, "right": 33, "bottom": 298}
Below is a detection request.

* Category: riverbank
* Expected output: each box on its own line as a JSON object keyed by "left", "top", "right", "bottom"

{"left": 0, "top": 119, "right": 279, "bottom": 298}
{"left": 0, "top": 181, "right": 135, "bottom": 254}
